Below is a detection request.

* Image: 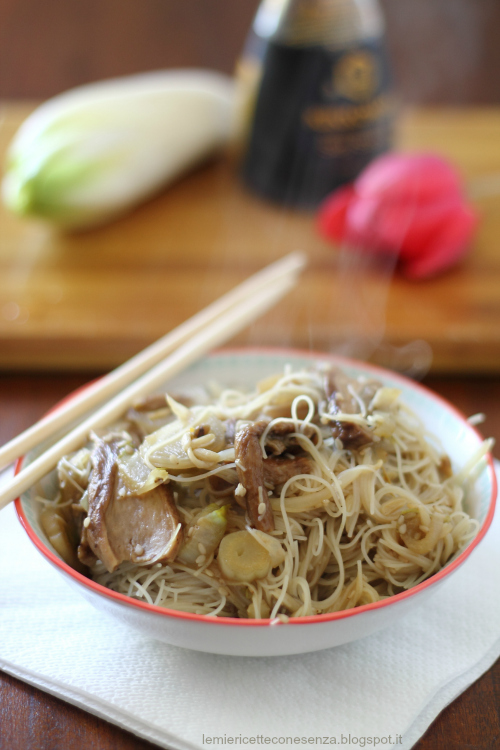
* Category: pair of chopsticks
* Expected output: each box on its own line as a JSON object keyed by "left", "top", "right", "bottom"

{"left": 0, "top": 251, "right": 306, "bottom": 511}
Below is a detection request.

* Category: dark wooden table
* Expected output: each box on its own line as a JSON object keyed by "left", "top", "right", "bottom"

{"left": 0, "top": 371, "right": 498, "bottom": 750}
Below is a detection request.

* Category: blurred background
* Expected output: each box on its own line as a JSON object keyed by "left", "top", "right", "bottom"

{"left": 2, "top": 0, "right": 500, "bottom": 103}
{"left": 1, "top": 0, "right": 500, "bottom": 375}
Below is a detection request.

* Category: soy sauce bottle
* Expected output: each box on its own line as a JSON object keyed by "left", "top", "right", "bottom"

{"left": 241, "top": 0, "right": 394, "bottom": 207}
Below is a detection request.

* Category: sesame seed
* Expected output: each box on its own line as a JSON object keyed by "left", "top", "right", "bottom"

{"left": 399, "top": 524, "right": 407, "bottom": 535}
{"left": 206, "top": 569, "right": 214, "bottom": 577}
{"left": 196, "top": 554, "right": 206, "bottom": 566}
{"left": 398, "top": 515, "right": 404, "bottom": 525}
{"left": 188, "top": 527, "right": 195, "bottom": 537}
{"left": 258, "top": 502, "right": 267, "bottom": 515}
{"left": 419, "top": 525, "right": 429, "bottom": 533}
{"left": 83, "top": 517, "right": 90, "bottom": 528}
{"left": 118, "top": 487, "right": 126, "bottom": 497}
{"left": 134, "top": 544, "right": 144, "bottom": 556}
{"left": 234, "top": 483, "right": 247, "bottom": 497}
{"left": 198, "top": 543, "right": 206, "bottom": 555}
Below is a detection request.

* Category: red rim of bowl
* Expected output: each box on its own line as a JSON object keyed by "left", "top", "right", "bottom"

{"left": 15, "top": 346, "right": 497, "bottom": 628}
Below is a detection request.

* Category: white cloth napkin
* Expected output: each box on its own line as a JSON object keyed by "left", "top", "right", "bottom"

{"left": 1, "top": 465, "right": 499, "bottom": 750}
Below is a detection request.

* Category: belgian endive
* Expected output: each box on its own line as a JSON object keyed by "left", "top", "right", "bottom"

{"left": 2, "top": 70, "right": 235, "bottom": 229}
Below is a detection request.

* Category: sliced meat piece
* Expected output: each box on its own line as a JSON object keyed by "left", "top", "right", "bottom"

{"left": 263, "top": 455, "right": 312, "bottom": 487}
{"left": 325, "top": 370, "right": 380, "bottom": 416}
{"left": 78, "top": 525, "right": 98, "bottom": 568}
{"left": 208, "top": 475, "right": 235, "bottom": 496}
{"left": 331, "top": 421, "right": 373, "bottom": 450}
{"left": 254, "top": 419, "right": 317, "bottom": 456}
{"left": 103, "top": 484, "right": 181, "bottom": 570}
{"left": 71, "top": 502, "right": 87, "bottom": 540}
{"left": 132, "top": 394, "right": 168, "bottom": 412}
{"left": 325, "top": 370, "right": 374, "bottom": 450}
{"left": 264, "top": 423, "right": 290, "bottom": 456}
{"left": 84, "top": 437, "right": 182, "bottom": 573}
{"left": 234, "top": 422, "right": 274, "bottom": 533}
{"left": 126, "top": 396, "right": 173, "bottom": 442}
{"left": 83, "top": 437, "right": 119, "bottom": 570}
{"left": 120, "top": 417, "right": 144, "bottom": 447}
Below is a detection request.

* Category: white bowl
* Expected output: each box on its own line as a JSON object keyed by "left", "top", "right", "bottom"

{"left": 16, "top": 348, "right": 497, "bottom": 657}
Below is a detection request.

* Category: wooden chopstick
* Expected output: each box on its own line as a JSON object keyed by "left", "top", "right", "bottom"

{"left": 0, "top": 263, "right": 303, "bottom": 510}
{"left": 0, "top": 251, "right": 306, "bottom": 472}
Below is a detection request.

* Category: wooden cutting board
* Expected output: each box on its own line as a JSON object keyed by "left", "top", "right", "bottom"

{"left": 1, "top": 103, "right": 500, "bottom": 373}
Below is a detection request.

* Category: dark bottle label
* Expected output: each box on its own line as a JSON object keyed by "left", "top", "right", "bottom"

{"left": 242, "top": 38, "right": 394, "bottom": 207}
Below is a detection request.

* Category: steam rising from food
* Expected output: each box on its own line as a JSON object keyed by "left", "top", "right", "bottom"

{"left": 40, "top": 365, "right": 488, "bottom": 620}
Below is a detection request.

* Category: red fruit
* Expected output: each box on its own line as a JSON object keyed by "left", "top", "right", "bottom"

{"left": 356, "top": 153, "right": 463, "bottom": 203}
{"left": 317, "top": 153, "right": 477, "bottom": 279}
{"left": 402, "top": 202, "right": 478, "bottom": 279}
